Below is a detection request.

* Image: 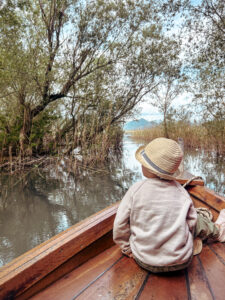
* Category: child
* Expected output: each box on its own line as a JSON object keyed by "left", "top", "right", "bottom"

{"left": 113, "top": 137, "right": 225, "bottom": 273}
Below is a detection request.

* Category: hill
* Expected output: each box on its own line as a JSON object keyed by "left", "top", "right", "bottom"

{"left": 123, "top": 118, "right": 159, "bottom": 131}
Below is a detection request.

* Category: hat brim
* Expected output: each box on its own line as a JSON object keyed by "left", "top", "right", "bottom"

{"left": 135, "top": 145, "right": 181, "bottom": 181}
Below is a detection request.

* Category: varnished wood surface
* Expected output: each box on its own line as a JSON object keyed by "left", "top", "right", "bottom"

{"left": 199, "top": 244, "right": 225, "bottom": 300}
{"left": 188, "top": 185, "right": 225, "bottom": 212}
{"left": 31, "top": 245, "right": 123, "bottom": 300}
{"left": 31, "top": 242, "right": 225, "bottom": 300}
{"left": 17, "top": 231, "right": 115, "bottom": 300}
{"left": 138, "top": 270, "right": 188, "bottom": 300}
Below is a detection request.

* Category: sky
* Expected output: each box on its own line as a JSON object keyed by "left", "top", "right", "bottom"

{"left": 135, "top": 92, "right": 192, "bottom": 122}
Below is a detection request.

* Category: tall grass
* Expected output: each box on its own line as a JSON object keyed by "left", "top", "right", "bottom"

{"left": 128, "top": 121, "right": 225, "bottom": 155}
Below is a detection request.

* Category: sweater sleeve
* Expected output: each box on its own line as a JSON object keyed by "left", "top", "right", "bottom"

{"left": 113, "top": 186, "right": 133, "bottom": 255}
{"left": 187, "top": 202, "right": 197, "bottom": 233}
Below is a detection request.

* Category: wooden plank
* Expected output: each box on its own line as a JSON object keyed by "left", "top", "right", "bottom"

{"left": 30, "top": 245, "right": 122, "bottom": 300}
{"left": 188, "top": 256, "right": 213, "bottom": 300}
{"left": 138, "top": 270, "right": 188, "bottom": 300}
{"left": 18, "top": 231, "right": 115, "bottom": 300}
{"left": 187, "top": 186, "right": 225, "bottom": 212}
{"left": 0, "top": 202, "right": 119, "bottom": 300}
{"left": 208, "top": 242, "right": 225, "bottom": 262}
{"left": 199, "top": 245, "right": 225, "bottom": 300}
{"left": 75, "top": 256, "right": 147, "bottom": 300}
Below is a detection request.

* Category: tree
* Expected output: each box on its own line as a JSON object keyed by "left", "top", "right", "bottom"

{"left": 158, "top": 0, "right": 225, "bottom": 151}
{"left": 162, "top": 0, "right": 224, "bottom": 120}
{"left": 150, "top": 77, "right": 186, "bottom": 138}
{"left": 0, "top": 0, "right": 183, "bottom": 158}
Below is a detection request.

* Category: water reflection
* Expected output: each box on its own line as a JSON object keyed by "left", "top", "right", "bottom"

{"left": 0, "top": 135, "right": 224, "bottom": 266}
{"left": 0, "top": 149, "right": 138, "bottom": 266}
{"left": 183, "top": 149, "right": 224, "bottom": 195}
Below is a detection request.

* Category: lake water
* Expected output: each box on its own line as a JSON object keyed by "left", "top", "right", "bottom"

{"left": 0, "top": 135, "right": 224, "bottom": 266}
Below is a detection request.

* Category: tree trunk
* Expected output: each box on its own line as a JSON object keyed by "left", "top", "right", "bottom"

{"left": 163, "top": 113, "right": 169, "bottom": 138}
{"left": 19, "top": 105, "right": 32, "bottom": 157}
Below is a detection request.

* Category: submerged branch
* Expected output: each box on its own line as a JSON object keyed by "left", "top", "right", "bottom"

{"left": 0, "top": 156, "right": 53, "bottom": 174}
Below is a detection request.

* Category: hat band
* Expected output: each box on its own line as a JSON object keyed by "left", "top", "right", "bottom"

{"left": 141, "top": 150, "right": 173, "bottom": 175}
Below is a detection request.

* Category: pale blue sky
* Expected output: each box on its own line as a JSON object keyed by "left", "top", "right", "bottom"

{"left": 136, "top": 91, "right": 192, "bottom": 122}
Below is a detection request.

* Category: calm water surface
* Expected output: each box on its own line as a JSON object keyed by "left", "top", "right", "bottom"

{"left": 0, "top": 135, "right": 224, "bottom": 266}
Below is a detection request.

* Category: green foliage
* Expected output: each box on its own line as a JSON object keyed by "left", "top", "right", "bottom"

{"left": 4, "top": 1, "right": 223, "bottom": 160}
{"left": 0, "top": 113, "right": 22, "bottom": 153}
{"left": 30, "top": 110, "right": 59, "bottom": 153}
{"left": 165, "top": 0, "right": 225, "bottom": 122}
{"left": 202, "top": 119, "right": 225, "bottom": 152}
{"left": 0, "top": 0, "right": 182, "bottom": 160}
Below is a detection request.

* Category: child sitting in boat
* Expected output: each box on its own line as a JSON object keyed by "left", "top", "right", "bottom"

{"left": 113, "top": 137, "right": 225, "bottom": 273}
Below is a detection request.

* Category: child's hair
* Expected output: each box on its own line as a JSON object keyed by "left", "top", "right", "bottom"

{"left": 141, "top": 165, "right": 158, "bottom": 179}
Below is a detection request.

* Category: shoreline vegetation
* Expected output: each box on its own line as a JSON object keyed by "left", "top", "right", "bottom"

{"left": 0, "top": 126, "right": 123, "bottom": 174}
{"left": 127, "top": 120, "right": 225, "bottom": 155}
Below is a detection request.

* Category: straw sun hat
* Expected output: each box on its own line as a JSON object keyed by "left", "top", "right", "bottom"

{"left": 135, "top": 137, "right": 183, "bottom": 180}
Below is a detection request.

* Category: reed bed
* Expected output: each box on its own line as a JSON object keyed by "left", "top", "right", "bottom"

{"left": 128, "top": 122, "right": 225, "bottom": 155}
{"left": 0, "top": 128, "right": 123, "bottom": 175}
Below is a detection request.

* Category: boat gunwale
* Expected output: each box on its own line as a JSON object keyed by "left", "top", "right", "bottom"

{"left": 0, "top": 202, "right": 119, "bottom": 299}
{"left": 1, "top": 202, "right": 119, "bottom": 274}
{"left": 187, "top": 185, "right": 225, "bottom": 212}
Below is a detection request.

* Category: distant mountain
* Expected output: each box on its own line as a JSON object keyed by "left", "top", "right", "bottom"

{"left": 124, "top": 118, "right": 159, "bottom": 131}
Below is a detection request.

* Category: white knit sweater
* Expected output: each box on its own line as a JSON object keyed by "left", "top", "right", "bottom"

{"left": 113, "top": 178, "right": 197, "bottom": 267}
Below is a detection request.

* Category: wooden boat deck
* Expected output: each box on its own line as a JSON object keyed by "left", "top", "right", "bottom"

{"left": 31, "top": 242, "right": 225, "bottom": 300}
